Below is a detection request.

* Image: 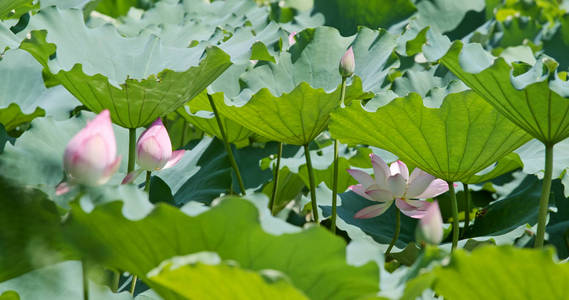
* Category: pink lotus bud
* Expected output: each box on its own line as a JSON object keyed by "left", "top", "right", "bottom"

{"left": 416, "top": 201, "right": 444, "bottom": 245}
{"left": 136, "top": 118, "right": 185, "bottom": 171}
{"left": 63, "top": 110, "right": 121, "bottom": 186}
{"left": 339, "top": 46, "right": 355, "bottom": 77}
{"left": 288, "top": 31, "right": 297, "bottom": 46}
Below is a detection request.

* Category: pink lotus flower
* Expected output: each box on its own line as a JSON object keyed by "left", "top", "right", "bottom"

{"left": 339, "top": 46, "right": 355, "bottom": 77}
{"left": 347, "top": 154, "right": 448, "bottom": 219}
{"left": 122, "top": 118, "right": 185, "bottom": 184}
{"left": 288, "top": 31, "right": 297, "bottom": 46}
{"left": 417, "top": 201, "right": 444, "bottom": 245}
{"left": 58, "top": 110, "right": 121, "bottom": 192}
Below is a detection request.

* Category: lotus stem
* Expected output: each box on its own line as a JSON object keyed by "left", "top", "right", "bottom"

{"left": 207, "top": 93, "right": 246, "bottom": 195}
{"left": 385, "top": 209, "right": 400, "bottom": 258}
{"left": 268, "top": 142, "right": 283, "bottom": 215}
{"left": 127, "top": 128, "right": 136, "bottom": 173}
{"left": 535, "top": 143, "right": 554, "bottom": 248}
{"left": 82, "top": 260, "right": 89, "bottom": 300}
{"left": 304, "top": 144, "right": 319, "bottom": 223}
{"left": 111, "top": 272, "right": 119, "bottom": 292}
{"left": 462, "top": 183, "right": 471, "bottom": 238}
{"left": 144, "top": 171, "right": 151, "bottom": 192}
{"left": 448, "top": 181, "right": 459, "bottom": 251}
{"left": 331, "top": 77, "right": 347, "bottom": 234}
{"left": 129, "top": 275, "right": 137, "bottom": 295}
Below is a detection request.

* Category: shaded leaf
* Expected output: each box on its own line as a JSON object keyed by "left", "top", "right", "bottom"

{"left": 63, "top": 197, "right": 380, "bottom": 300}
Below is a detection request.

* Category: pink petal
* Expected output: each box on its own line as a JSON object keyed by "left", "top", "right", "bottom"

{"left": 390, "top": 160, "right": 409, "bottom": 181}
{"left": 339, "top": 46, "right": 355, "bottom": 77}
{"left": 365, "top": 189, "right": 394, "bottom": 203}
{"left": 137, "top": 118, "right": 173, "bottom": 170}
{"left": 121, "top": 168, "right": 143, "bottom": 185}
{"left": 354, "top": 202, "right": 393, "bottom": 219}
{"left": 63, "top": 110, "right": 119, "bottom": 186}
{"left": 347, "top": 169, "right": 375, "bottom": 189}
{"left": 396, "top": 199, "right": 432, "bottom": 219}
{"left": 349, "top": 184, "right": 373, "bottom": 201}
{"left": 419, "top": 201, "right": 443, "bottom": 244}
{"left": 387, "top": 174, "right": 406, "bottom": 198}
{"left": 414, "top": 179, "right": 449, "bottom": 199}
{"left": 163, "top": 150, "right": 185, "bottom": 169}
{"left": 406, "top": 168, "right": 436, "bottom": 198}
{"left": 288, "top": 31, "right": 296, "bottom": 46}
{"left": 55, "top": 182, "right": 71, "bottom": 196}
{"left": 370, "top": 153, "right": 390, "bottom": 187}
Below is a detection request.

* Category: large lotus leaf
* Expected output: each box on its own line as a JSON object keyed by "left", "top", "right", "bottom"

{"left": 214, "top": 78, "right": 370, "bottom": 145}
{"left": 22, "top": 7, "right": 232, "bottom": 128}
{"left": 0, "top": 22, "right": 20, "bottom": 52}
{"left": 0, "top": 177, "right": 71, "bottom": 282}
{"left": 0, "top": 0, "right": 34, "bottom": 20}
{"left": 404, "top": 246, "right": 569, "bottom": 300}
{"left": 464, "top": 176, "right": 562, "bottom": 240}
{"left": 330, "top": 90, "right": 531, "bottom": 182}
{"left": 0, "top": 261, "right": 132, "bottom": 299}
{"left": 176, "top": 92, "right": 254, "bottom": 144}
{"left": 147, "top": 253, "right": 308, "bottom": 300}
{"left": 0, "top": 50, "right": 48, "bottom": 132}
{"left": 312, "top": 0, "right": 417, "bottom": 35}
{"left": 414, "top": 0, "right": 485, "bottom": 34}
{"left": 63, "top": 197, "right": 379, "bottom": 300}
{"left": 439, "top": 41, "right": 569, "bottom": 144}
{"left": 239, "top": 26, "right": 397, "bottom": 97}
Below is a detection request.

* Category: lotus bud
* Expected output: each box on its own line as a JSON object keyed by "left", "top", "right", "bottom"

{"left": 288, "top": 31, "right": 297, "bottom": 46}
{"left": 416, "top": 201, "right": 443, "bottom": 245}
{"left": 339, "top": 46, "right": 355, "bottom": 77}
{"left": 136, "top": 118, "right": 184, "bottom": 171}
{"left": 62, "top": 110, "right": 121, "bottom": 186}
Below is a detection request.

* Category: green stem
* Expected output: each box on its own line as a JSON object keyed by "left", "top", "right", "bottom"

{"left": 462, "top": 183, "right": 471, "bottom": 238}
{"left": 119, "top": 128, "right": 136, "bottom": 293}
{"left": 331, "top": 77, "right": 347, "bottom": 234}
{"left": 448, "top": 181, "right": 459, "bottom": 251}
{"left": 144, "top": 171, "right": 151, "bottom": 192}
{"left": 82, "top": 260, "right": 89, "bottom": 300}
{"left": 268, "top": 142, "right": 283, "bottom": 215}
{"left": 304, "top": 144, "right": 319, "bottom": 223}
{"left": 535, "top": 143, "right": 554, "bottom": 248}
{"left": 127, "top": 128, "right": 136, "bottom": 173}
{"left": 385, "top": 209, "right": 400, "bottom": 258}
{"left": 129, "top": 275, "right": 137, "bottom": 295}
{"left": 208, "top": 93, "right": 246, "bottom": 195}
{"left": 111, "top": 272, "right": 119, "bottom": 293}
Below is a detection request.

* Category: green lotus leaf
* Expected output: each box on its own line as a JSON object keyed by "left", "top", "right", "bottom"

{"left": 214, "top": 78, "right": 370, "bottom": 145}
{"left": 63, "top": 197, "right": 379, "bottom": 300}
{"left": 440, "top": 41, "right": 569, "bottom": 144}
{"left": 330, "top": 90, "right": 532, "bottom": 182}
{"left": 404, "top": 246, "right": 569, "bottom": 300}
{"left": 239, "top": 26, "right": 398, "bottom": 96}
{"left": 312, "top": 0, "right": 417, "bottom": 35}
{"left": 176, "top": 91, "right": 254, "bottom": 144}
{"left": 0, "top": 50, "right": 49, "bottom": 132}
{"left": 22, "top": 7, "right": 232, "bottom": 128}
{"left": 0, "top": 177, "right": 71, "bottom": 282}
{"left": 0, "top": 261, "right": 132, "bottom": 299}
{"left": 147, "top": 253, "right": 308, "bottom": 300}
{"left": 0, "top": 0, "right": 34, "bottom": 20}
